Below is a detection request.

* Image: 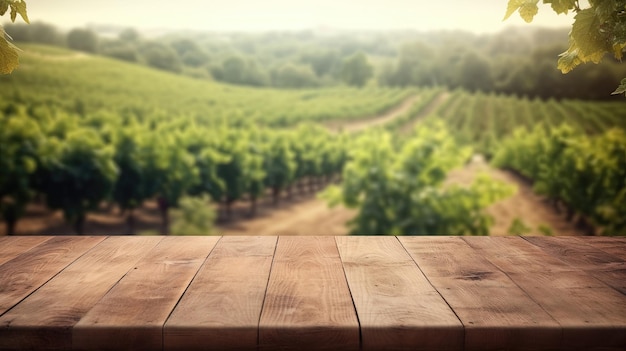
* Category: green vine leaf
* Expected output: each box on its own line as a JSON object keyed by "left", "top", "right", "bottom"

{"left": 0, "top": 27, "right": 19, "bottom": 74}
{"left": 9, "top": 0, "right": 29, "bottom": 23}
{"left": 612, "top": 78, "right": 626, "bottom": 96}
{"left": 542, "top": 0, "right": 577, "bottom": 15}
{"left": 503, "top": 0, "right": 540, "bottom": 23}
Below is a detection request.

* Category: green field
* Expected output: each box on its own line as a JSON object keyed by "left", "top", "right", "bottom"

{"left": 1, "top": 44, "right": 625, "bottom": 236}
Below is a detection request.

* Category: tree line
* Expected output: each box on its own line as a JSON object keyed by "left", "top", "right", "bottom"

{"left": 6, "top": 22, "right": 626, "bottom": 99}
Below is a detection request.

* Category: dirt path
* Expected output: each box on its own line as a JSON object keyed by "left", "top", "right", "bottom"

{"left": 446, "top": 155, "right": 584, "bottom": 236}
{"left": 216, "top": 193, "right": 355, "bottom": 235}
{"left": 399, "top": 91, "right": 450, "bottom": 133}
{"left": 325, "top": 94, "right": 421, "bottom": 133}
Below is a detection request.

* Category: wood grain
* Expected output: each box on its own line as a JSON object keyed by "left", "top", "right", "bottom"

{"left": 526, "top": 236, "right": 626, "bottom": 295}
{"left": 462, "top": 236, "right": 576, "bottom": 273}
{"left": 0, "top": 236, "right": 104, "bottom": 316}
{"left": 511, "top": 237, "right": 626, "bottom": 350}
{"left": 399, "top": 236, "right": 561, "bottom": 351}
{"left": 0, "top": 236, "right": 51, "bottom": 266}
{"left": 336, "top": 236, "right": 462, "bottom": 351}
{"left": 575, "top": 237, "right": 626, "bottom": 260}
{"left": 259, "top": 236, "right": 359, "bottom": 351}
{"left": 72, "top": 236, "right": 219, "bottom": 351}
{"left": 0, "top": 236, "right": 162, "bottom": 351}
{"left": 164, "top": 236, "right": 276, "bottom": 351}
{"left": 0, "top": 236, "right": 623, "bottom": 351}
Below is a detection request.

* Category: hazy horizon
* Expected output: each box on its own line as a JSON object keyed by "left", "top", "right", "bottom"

{"left": 21, "top": 0, "right": 575, "bottom": 33}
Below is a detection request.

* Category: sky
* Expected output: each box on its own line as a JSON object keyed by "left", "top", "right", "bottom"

{"left": 22, "top": 0, "right": 575, "bottom": 33}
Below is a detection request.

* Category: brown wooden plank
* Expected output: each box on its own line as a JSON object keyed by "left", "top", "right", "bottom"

{"left": 399, "top": 236, "right": 561, "bottom": 351}
{"left": 164, "top": 236, "right": 276, "bottom": 351}
{"left": 467, "top": 237, "right": 626, "bottom": 350}
{"left": 526, "top": 236, "right": 626, "bottom": 295}
{"left": 0, "top": 236, "right": 105, "bottom": 316}
{"left": 0, "top": 236, "right": 52, "bottom": 266}
{"left": 526, "top": 237, "right": 625, "bottom": 270}
{"left": 72, "top": 236, "right": 219, "bottom": 351}
{"left": 259, "top": 236, "right": 359, "bottom": 351}
{"left": 575, "top": 237, "right": 626, "bottom": 260}
{"left": 0, "top": 236, "right": 162, "bottom": 351}
{"left": 336, "top": 236, "right": 462, "bottom": 351}
{"left": 461, "top": 236, "right": 576, "bottom": 274}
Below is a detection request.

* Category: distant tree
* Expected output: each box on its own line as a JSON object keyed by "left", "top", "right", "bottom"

{"left": 3, "top": 22, "right": 32, "bottom": 42}
{"left": 459, "top": 52, "right": 493, "bottom": 92}
{"left": 182, "top": 50, "right": 210, "bottom": 67}
{"left": 141, "top": 42, "right": 183, "bottom": 73}
{"left": 273, "top": 63, "right": 319, "bottom": 88}
{"left": 118, "top": 28, "right": 140, "bottom": 42}
{"left": 102, "top": 43, "right": 139, "bottom": 62}
{"left": 340, "top": 52, "right": 373, "bottom": 87}
{"left": 29, "top": 22, "right": 63, "bottom": 45}
{"left": 212, "top": 55, "right": 269, "bottom": 86}
{"left": 300, "top": 49, "right": 340, "bottom": 77}
{"left": 67, "top": 28, "right": 99, "bottom": 53}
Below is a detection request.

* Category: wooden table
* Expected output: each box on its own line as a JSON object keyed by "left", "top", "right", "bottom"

{"left": 0, "top": 236, "right": 624, "bottom": 351}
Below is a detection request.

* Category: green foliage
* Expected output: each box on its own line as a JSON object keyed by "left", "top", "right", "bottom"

{"left": 537, "top": 223, "right": 554, "bottom": 236}
{"left": 0, "top": 0, "right": 28, "bottom": 74}
{"left": 504, "top": 0, "right": 626, "bottom": 92}
{"left": 272, "top": 63, "right": 319, "bottom": 88}
{"left": 613, "top": 78, "right": 626, "bottom": 96}
{"left": 38, "top": 129, "right": 118, "bottom": 234}
{"left": 340, "top": 52, "right": 373, "bottom": 87}
{"left": 493, "top": 124, "right": 626, "bottom": 235}
{"left": 0, "top": 111, "right": 41, "bottom": 234}
{"left": 67, "top": 28, "right": 99, "bottom": 53}
{"left": 141, "top": 42, "right": 183, "bottom": 73}
{"left": 507, "top": 217, "right": 532, "bottom": 235}
{"left": 326, "top": 123, "right": 514, "bottom": 235}
{"left": 170, "top": 195, "right": 216, "bottom": 235}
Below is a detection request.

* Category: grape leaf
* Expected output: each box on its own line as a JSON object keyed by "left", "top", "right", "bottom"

{"left": 0, "top": 2, "right": 9, "bottom": 16}
{"left": 614, "top": 42, "right": 625, "bottom": 61}
{"left": 557, "top": 47, "right": 583, "bottom": 73}
{"left": 9, "top": 0, "right": 28, "bottom": 23}
{"left": 0, "top": 27, "right": 19, "bottom": 74}
{"left": 542, "top": 0, "right": 576, "bottom": 14}
{"left": 612, "top": 78, "right": 626, "bottom": 96}
{"left": 570, "top": 8, "right": 609, "bottom": 60}
{"left": 504, "top": 0, "right": 540, "bottom": 22}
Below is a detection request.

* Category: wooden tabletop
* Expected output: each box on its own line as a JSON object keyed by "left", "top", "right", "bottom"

{"left": 0, "top": 236, "right": 624, "bottom": 351}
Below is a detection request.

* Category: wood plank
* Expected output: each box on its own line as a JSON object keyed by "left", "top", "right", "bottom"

{"left": 336, "top": 236, "right": 462, "bottom": 351}
{"left": 72, "top": 236, "right": 219, "bottom": 351}
{"left": 259, "top": 236, "right": 359, "bottom": 351}
{"left": 0, "top": 236, "right": 51, "bottom": 266}
{"left": 526, "top": 237, "right": 626, "bottom": 295}
{"left": 164, "top": 236, "right": 276, "bottom": 351}
{"left": 0, "top": 236, "right": 105, "bottom": 316}
{"left": 526, "top": 237, "right": 625, "bottom": 270}
{"left": 461, "top": 236, "right": 576, "bottom": 274}
{"left": 0, "top": 236, "right": 162, "bottom": 351}
{"left": 575, "top": 237, "right": 626, "bottom": 260}
{"left": 467, "top": 237, "right": 626, "bottom": 350}
{"left": 399, "top": 236, "right": 561, "bottom": 351}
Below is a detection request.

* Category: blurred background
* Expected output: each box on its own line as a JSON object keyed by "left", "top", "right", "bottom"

{"left": 1, "top": 0, "right": 625, "bottom": 236}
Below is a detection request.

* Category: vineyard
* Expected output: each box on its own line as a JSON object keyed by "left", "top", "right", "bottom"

{"left": 1, "top": 44, "right": 626, "bottom": 236}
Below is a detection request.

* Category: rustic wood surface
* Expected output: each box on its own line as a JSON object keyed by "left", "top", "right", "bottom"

{"left": 0, "top": 236, "right": 624, "bottom": 351}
